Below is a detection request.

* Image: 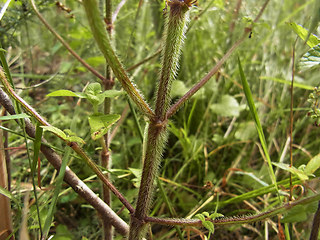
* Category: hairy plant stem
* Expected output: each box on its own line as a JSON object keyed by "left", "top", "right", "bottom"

{"left": 82, "top": 0, "right": 154, "bottom": 118}
{"left": 144, "top": 192, "right": 320, "bottom": 226}
{"left": 129, "top": 1, "right": 190, "bottom": 239}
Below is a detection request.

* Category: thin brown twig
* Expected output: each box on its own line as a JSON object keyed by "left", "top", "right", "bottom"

{"left": 30, "top": 0, "right": 106, "bottom": 82}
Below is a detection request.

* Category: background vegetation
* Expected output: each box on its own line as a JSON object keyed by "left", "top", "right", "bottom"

{"left": 0, "top": 0, "right": 320, "bottom": 239}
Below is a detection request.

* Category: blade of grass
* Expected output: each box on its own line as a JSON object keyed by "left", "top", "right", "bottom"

{"left": 156, "top": 178, "right": 184, "bottom": 240}
{"left": 238, "top": 57, "right": 280, "bottom": 200}
{"left": 32, "top": 123, "right": 43, "bottom": 178}
{"left": 42, "top": 146, "right": 72, "bottom": 240}
{"left": 0, "top": 44, "right": 14, "bottom": 88}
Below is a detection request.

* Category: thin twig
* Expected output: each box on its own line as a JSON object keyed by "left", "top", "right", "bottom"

{"left": 29, "top": 0, "right": 106, "bottom": 82}
{"left": 289, "top": 43, "right": 296, "bottom": 201}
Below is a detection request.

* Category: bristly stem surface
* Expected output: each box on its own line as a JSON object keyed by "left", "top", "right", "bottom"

{"left": 128, "top": 1, "right": 190, "bottom": 239}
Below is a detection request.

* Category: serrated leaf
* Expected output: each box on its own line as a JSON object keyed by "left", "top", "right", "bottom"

{"left": 272, "top": 162, "right": 309, "bottom": 180}
{"left": 88, "top": 113, "right": 120, "bottom": 140}
{"left": 41, "top": 126, "right": 66, "bottom": 140}
{"left": 202, "top": 221, "right": 215, "bottom": 234}
{"left": 288, "top": 22, "right": 320, "bottom": 48}
{"left": 299, "top": 45, "right": 320, "bottom": 71}
{"left": 86, "top": 82, "right": 102, "bottom": 94}
{"left": 195, "top": 214, "right": 205, "bottom": 222}
{"left": 47, "top": 90, "right": 83, "bottom": 98}
{"left": 305, "top": 153, "right": 320, "bottom": 175}
{"left": 202, "top": 212, "right": 210, "bottom": 217}
{"left": 211, "top": 95, "right": 245, "bottom": 117}
{"left": 0, "top": 113, "right": 30, "bottom": 120}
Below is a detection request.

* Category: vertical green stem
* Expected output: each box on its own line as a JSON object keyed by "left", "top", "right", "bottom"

{"left": 129, "top": 1, "right": 190, "bottom": 239}
{"left": 101, "top": 0, "right": 114, "bottom": 239}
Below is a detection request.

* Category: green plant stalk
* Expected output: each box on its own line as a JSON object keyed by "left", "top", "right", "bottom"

{"left": 101, "top": 1, "right": 114, "bottom": 238}
{"left": 82, "top": 0, "right": 154, "bottom": 118}
{"left": 129, "top": 2, "right": 190, "bottom": 239}
{"left": 155, "top": 0, "right": 189, "bottom": 120}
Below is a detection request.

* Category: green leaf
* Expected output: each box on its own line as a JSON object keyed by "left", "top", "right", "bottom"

{"left": 0, "top": 113, "right": 30, "bottom": 120}
{"left": 202, "top": 212, "right": 210, "bottom": 217}
{"left": 272, "top": 162, "right": 310, "bottom": 181}
{"left": 306, "top": 0, "right": 320, "bottom": 45}
{"left": 65, "top": 136, "right": 85, "bottom": 144}
{"left": 41, "top": 126, "right": 67, "bottom": 140}
{"left": 102, "top": 90, "right": 125, "bottom": 98}
{"left": 195, "top": 214, "right": 205, "bottom": 222}
{"left": 85, "top": 56, "right": 105, "bottom": 67}
{"left": 202, "top": 221, "right": 214, "bottom": 234}
{"left": 211, "top": 95, "right": 245, "bottom": 117}
{"left": 0, "top": 186, "right": 21, "bottom": 212}
{"left": 47, "top": 90, "right": 83, "bottom": 98}
{"left": 305, "top": 153, "right": 320, "bottom": 175}
{"left": 32, "top": 123, "right": 43, "bottom": 178}
{"left": 299, "top": 44, "right": 320, "bottom": 71}
{"left": 88, "top": 113, "right": 120, "bottom": 140}
{"left": 260, "top": 76, "right": 315, "bottom": 90}
{"left": 238, "top": 57, "right": 279, "bottom": 196}
{"left": 209, "top": 213, "right": 224, "bottom": 219}
{"left": 43, "top": 147, "right": 72, "bottom": 239}
{"left": 171, "top": 80, "right": 189, "bottom": 98}
{"left": 279, "top": 202, "right": 319, "bottom": 224}
{"left": 86, "top": 82, "right": 102, "bottom": 94}
{"left": 288, "top": 22, "right": 320, "bottom": 48}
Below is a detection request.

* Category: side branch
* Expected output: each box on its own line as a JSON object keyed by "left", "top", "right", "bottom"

{"left": 30, "top": 0, "right": 106, "bottom": 82}
{"left": 166, "top": 0, "right": 271, "bottom": 119}
{"left": 82, "top": 0, "right": 154, "bottom": 118}
{"left": 145, "top": 192, "right": 320, "bottom": 227}
{"left": 0, "top": 88, "right": 129, "bottom": 235}
{"left": 166, "top": 28, "right": 250, "bottom": 119}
